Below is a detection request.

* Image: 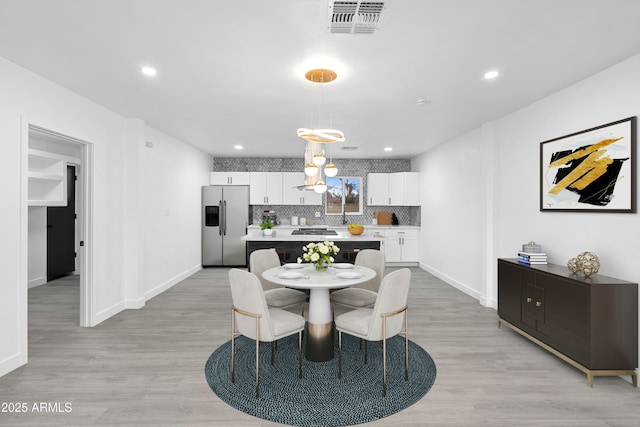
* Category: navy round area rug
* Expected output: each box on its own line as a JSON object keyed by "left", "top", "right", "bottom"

{"left": 204, "top": 332, "right": 436, "bottom": 426}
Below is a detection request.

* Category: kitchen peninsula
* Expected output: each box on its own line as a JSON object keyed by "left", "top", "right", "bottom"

{"left": 242, "top": 225, "right": 419, "bottom": 266}
{"left": 242, "top": 225, "right": 384, "bottom": 265}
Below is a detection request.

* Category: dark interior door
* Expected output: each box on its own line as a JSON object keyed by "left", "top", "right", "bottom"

{"left": 47, "top": 165, "right": 76, "bottom": 282}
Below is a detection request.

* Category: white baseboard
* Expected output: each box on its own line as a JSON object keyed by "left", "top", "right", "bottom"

{"left": 480, "top": 296, "right": 497, "bottom": 309}
{"left": 93, "top": 264, "right": 203, "bottom": 325}
{"left": 124, "top": 297, "right": 145, "bottom": 309}
{"left": 419, "top": 261, "right": 482, "bottom": 301}
{"left": 28, "top": 276, "right": 47, "bottom": 288}
{"left": 95, "top": 301, "right": 127, "bottom": 325}
{"left": 144, "top": 264, "right": 202, "bottom": 301}
{"left": 0, "top": 352, "right": 27, "bottom": 378}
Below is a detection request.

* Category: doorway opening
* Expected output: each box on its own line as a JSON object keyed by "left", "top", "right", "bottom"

{"left": 26, "top": 125, "right": 93, "bottom": 327}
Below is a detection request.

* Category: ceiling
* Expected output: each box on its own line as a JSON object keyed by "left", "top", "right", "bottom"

{"left": 2, "top": 0, "right": 640, "bottom": 160}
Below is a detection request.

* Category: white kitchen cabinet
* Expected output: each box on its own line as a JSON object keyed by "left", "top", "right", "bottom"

{"left": 28, "top": 149, "right": 69, "bottom": 206}
{"left": 380, "top": 228, "right": 419, "bottom": 263}
{"left": 367, "top": 172, "right": 420, "bottom": 206}
{"left": 210, "top": 172, "right": 250, "bottom": 186}
{"left": 282, "top": 173, "right": 323, "bottom": 205}
{"left": 250, "top": 172, "right": 283, "bottom": 205}
{"left": 394, "top": 172, "right": 420, "bottom": 206}
{"left": 366, "top": 173, "right": 389, "bottom": 205}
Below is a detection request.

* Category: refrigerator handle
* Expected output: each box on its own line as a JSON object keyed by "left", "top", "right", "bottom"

{"left": 219, "top": 200, "right": 224, "bottom": 236}
{"left": 223, "top": 200, "right": 227, "bottom": 236}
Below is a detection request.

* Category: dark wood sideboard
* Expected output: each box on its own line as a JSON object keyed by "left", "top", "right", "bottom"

{"left": 497, "top": 258, "right": 638, "bottom": 387}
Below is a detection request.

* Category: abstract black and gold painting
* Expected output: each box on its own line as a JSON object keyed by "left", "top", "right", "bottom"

{"left": 540, "top": 117, "right": 636, "bottom": 212}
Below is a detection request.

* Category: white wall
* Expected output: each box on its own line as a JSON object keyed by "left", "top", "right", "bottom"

{"left": 0, "top": 56, "right": 212, "bottom": 377}
{"left": 412, "top": 127, "right": 489, "bottom": 302}
{"left": 414, "top": 52, "right": 640, "bottom": 310}
{"left": 27, "top": 207, "right": 47, "bottom": 287}
{"left": 494, "top": 55, "right": 640, "bottom": 284}
{"left": 141, "top": 127, "right": 211, "bottom": 300}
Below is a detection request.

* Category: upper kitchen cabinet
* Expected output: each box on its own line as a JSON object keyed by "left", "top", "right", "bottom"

{"left": 250, "top": 172, "right": 283, "bottom": 205}
{"left": 210, "top": 172, "right": 250, "bottom": 186}
{"left": 282, "top": 173, "right": 323, "bottom": 205}
{"left": 28, "top": 149, "right": 75, "bottom": 206}
{"left": 366, "top": 173, "right": 389, "bottom": 205}
{"left": 367, "top": 172, "right": 420, "bottom": 206}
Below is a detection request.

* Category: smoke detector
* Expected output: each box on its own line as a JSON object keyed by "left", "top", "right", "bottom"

{"left": 329, "top": 1, "right": 385, "bottom": 34}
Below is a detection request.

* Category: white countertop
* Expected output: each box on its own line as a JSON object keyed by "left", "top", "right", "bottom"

{"left": 242, "top": 224, "right": 419, "bottom": 241}
{"left": 242, "top": 229, "right": 385, "bottom": 242}
{"left": 246, "top": 224, "right": 420, "bottom": 230}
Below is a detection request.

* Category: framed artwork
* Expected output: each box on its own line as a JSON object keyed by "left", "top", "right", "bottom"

{"left": 540, "top": 116, "right": 636, "bottom": 212}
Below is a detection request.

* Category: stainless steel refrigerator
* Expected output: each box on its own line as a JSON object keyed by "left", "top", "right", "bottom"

{"left": 202, "top": 185, "right": 250, "bottom": 266}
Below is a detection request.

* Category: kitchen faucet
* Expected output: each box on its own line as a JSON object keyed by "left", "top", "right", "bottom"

{"left": 342, "top": 204, "right": 347, "bottom": 224}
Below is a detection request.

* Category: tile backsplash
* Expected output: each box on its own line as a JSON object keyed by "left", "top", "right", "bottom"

{"left": 212, "top": 157, "right": 421, "bottom": 227}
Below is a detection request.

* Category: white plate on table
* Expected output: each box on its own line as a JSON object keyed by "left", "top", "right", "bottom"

{"left": 336, "top": 272, "right": 363, "bottom": 279}
{"left": 283, "top": 263, "right": 304, "bottom": 269}
{"left": 278, "top": 272, "right": 305, "bottom": 280}
{"left": 332, "top": 263, "right": 354, "bottom": 269}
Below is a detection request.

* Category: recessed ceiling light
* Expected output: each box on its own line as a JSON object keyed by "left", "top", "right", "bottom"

{"left": 234, "top": 145, "right": 243, "bottom": 150}
{"left": 384, "top": 147, "right": 393, "bottom": 152}
{"left": 141, "top": 66, "right": 157, "bottom": 76}
{"left": 484, "top": 70, "right": 499, "bottom": 79}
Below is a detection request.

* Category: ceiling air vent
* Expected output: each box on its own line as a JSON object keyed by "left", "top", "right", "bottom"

{"left": 329, "top": 1, "right": 385, "bottom": 34}
{"left": 340, "top": 146, "right": 360, "bottom": 151}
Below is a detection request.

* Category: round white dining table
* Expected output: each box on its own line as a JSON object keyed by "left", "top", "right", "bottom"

{"left": 262, "top": 263, "right": 376, "bottom": 362}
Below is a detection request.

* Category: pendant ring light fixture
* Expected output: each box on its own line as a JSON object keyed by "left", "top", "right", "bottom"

{"left": 297, "top": 68, "right": 344, "bottom": 193}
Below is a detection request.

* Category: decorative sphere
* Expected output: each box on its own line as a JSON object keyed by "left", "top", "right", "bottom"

{"left": 576, "top": 251, "right": 600, "bottom": 276}
{"left": 567, "top": 258, "right": 578, "bottom": 273}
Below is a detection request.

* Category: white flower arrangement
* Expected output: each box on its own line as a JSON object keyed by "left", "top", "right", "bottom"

{"left": 297, "top": 241, "right": 340, "bottom": 269}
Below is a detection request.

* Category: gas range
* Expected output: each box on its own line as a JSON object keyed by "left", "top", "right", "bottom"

{"left": 290, "top": 228, "right": 339, "bottom": 236}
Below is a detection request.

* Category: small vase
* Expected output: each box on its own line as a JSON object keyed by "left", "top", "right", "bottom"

{"left": 263, "top": 229, "right": 273, "bottom": 236}
{"left": 315, "top": 262, "right": 328, "bottom": 272}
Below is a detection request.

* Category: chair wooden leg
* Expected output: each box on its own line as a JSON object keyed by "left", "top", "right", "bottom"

{"left": 338, "top": 331, "right": 343, "bottom": 379}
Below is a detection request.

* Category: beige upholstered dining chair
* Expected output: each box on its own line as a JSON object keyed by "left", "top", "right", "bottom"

{"left": 249, "top": 249, "right": 307, "bottom": 312}
{"left": 335, "top": 268, "right": 411, "bottom": 396}
{"left": 330, "top": 249, "right": 385, "bottom": 311}
{"left": 229, "top": 269, "right": 306, "bottom": 397}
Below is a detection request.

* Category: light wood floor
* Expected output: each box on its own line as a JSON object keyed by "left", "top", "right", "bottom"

{"left": 1, "top": 267, "right": 639, "bottom": 426}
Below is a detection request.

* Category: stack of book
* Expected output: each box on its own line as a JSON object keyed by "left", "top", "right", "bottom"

{"left": 518, "top": 251, "right": 547, "bottom": 265}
